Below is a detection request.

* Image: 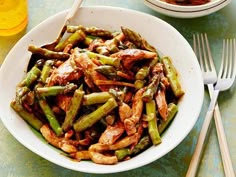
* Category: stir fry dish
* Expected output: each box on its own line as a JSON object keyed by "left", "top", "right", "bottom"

{"left": 11, "top": 25, "right": 184, "bottom": 164}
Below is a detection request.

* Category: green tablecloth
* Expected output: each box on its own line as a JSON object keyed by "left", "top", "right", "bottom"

{"left": 0, "top": 0, "right": 235, "bottom": 176}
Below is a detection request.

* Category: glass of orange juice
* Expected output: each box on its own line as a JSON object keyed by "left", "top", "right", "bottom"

{"left": 0, "top": 0, "right": 28, "bottom": 36}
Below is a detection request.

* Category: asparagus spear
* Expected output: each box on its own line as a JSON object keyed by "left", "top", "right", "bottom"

{"left": 10, "top": 101, "right": 43, "bottom": 131}
{"left": 121, "top": 26, "right": 157, "bottom": 52}
{"left": 161, "top": 56, "right": 184, "bottom": 97}
{"left": 158, "top": 103, "right": 178, "bottom": 133}
{"left": 54, "top": 30, "right": 86, "bottom": 51}
{"left": 95, "top": 65, "right": 134, "bottom": 81}
{"left": 146, "top": 100, "right": 161, "bottom": 145}
{"left": 28, "top": 45, "right": 70, "bottom": 60}
{"left": 132, "top": 135, "right": 152, "bottom": 155}
{"left": 82, "top": 92, "right": 113, "bottom": 106}
{"left": 115, "top": 135, "right": 151, "bottom": 161}
{"left": 15, "top": 86, "right": 30, "bottom": 105}
{"left": 95, "top": 65, "right": 117, "bottom": 76}
{"left": 134, "top": 80, "right": 146, "bottom": 89}
{"left": 142, "top": 74, "right": 160, "bottom": 102}
{"left": 73, "top": 98, "right": 118, "bottom": 132}
{"left": 115, "top": 148, "right": 131, "bottom": 161}
{"left": 18, "top": 66, "right": 41, "bottom": 87}
{"left": 135, "top": 57, "right": 158, "bottom": 80}
{"left": 40, "top": 60, "right": 54, "bottom": 84}
{"left": 38, "top": 97, "right": 63, "bottom": 136}
{"left": 62, "top": 89, "right": 85, "bottom": 131}
{"left": 135, "top": 66, "right": 149, "bottom": 80}
{"left": 67, "top": 25, "right": 113, "bottom": 38}
{"left": 36, "top": 83, "right": 77, "bottom": 97}
{"left": 85, "top": 51, "right": 120, "bottom": 67}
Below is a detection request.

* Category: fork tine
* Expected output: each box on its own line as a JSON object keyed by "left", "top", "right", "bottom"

{"left": 193, "top": 33, "right": 217, "bottom": 84}
{"left": 233, "top": 39, "right": 236, "bottom": 79}
{"left": 193, "top": 34, "right": 204, "bottom": 70}
{"left": 218, "top": 39, "right": 235, "bottom": 80}
{"left": 203, "top": 33, "right": 215, "bottom": 73}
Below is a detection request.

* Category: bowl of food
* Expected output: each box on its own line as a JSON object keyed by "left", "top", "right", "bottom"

{"left": 0, "top": 6, "right": 204, "bottom": 173}
{"left": 144, "top": 0, "right": 231, "bottom": 18}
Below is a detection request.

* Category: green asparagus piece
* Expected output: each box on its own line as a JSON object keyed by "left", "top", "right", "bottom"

{"left": 15, "top": 86, "right": 30, "bottom": 105}
{"left": 132, "top": 135, "right": 152, "bottom": 155}
{"left": 18, "top": 66, "right": 41, "bottom": 87}
{"left": 121, "top": 26, "right": 157, "bottom": 52}
{"left": 86, "top": 51, "right": 120, "bottom": 67}
{"left": 115, "top": 148, "right": 131, "bottom": 161}
{"left": 83, "top": 36, "right": 94, "bottom": 46}
{"left": 161, "top": 56, "right": 184, "bottom": 97}
{"left": 54, "top": 30, "right": 86, "bottom": 51}
{"left": 135, "top": 66, "right": 149, "bottom": 80}
{"left": 142, "top": 74, "right": 160, "bottom": 102}
{"left": 146, "top": 100, "right": 161, "bottom": 145}
{"left": 73, "top": 98, "right": 118, "bottom": 132}
{"left": 115, "top": 135, "right": 151, "bottom": 161}
{"left": 82, "top": 92, "right": 113, "bottom": 106}
{"left": 40, "top": 60, "right": 54, "bottom": 84}
{"left": 36, "top": 83, "right": 77, "bottom": 97}
{"left": 67, "top": 25, "right": 113, "bottom": 38}
{"left": 95, "top": 65, "right": 117, "bottom": 76}
{"left": 28, "top": 45, "right": 70, "bottom": 60}
{"left": 135, "top": 57, "right": 158, "bottom": 80}
{"left": 38, "top": 98, "right": 63, "bottom": 136}
{"left": 10, "top": 101, "right": 43, "bottom": 131}
{"left": 105, "top": 38, "right": 119, "bottom": 53}
{"left": 158, "top": 103, "right": 178, "bottom": 134}
{"left": 134, "top": 80, "right": 145, "bottom": 89}
{"left": 62, "top": 89, "right": 85, "bottom": 131}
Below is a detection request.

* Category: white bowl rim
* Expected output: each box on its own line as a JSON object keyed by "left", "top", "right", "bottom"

{"left": 146, "top": 0, "right": 228, "bottom": 12}
{"left": 144, "top": 0, "right": 231, "bottom": 18}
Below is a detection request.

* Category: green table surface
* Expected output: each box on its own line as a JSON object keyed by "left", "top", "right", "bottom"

{"left": 0, "top": 0, "right": 236, "bottom": 177}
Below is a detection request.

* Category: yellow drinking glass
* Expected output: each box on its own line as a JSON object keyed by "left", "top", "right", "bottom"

{"left": 0, "top": 0, "right": 28, "bottom": 36}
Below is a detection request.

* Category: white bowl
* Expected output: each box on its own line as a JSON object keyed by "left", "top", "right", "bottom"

{"left": 0, "top": 6, "right": 204, "bottom": 174}
{"left": 146, "top": 0, "right": 227, "bottom": 12}
{"left": 144, "top": 0, "right": 231, "bottom": 18}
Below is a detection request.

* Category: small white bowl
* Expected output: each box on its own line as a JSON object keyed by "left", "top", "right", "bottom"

{"left": 0, "top": 6, "right": 204, "bottom": 174}
{"left": 147, "top": 0, "right": 227, "bottom": 12}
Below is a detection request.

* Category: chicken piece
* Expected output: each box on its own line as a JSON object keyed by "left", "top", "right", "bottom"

{"left": 47, "top": 53, "right": 83, "bottom": 86}
{"left": 70, "top": 150, "right": 91, "bottom": 161}
{"left": 155, "top": 88, "right": 168, "bottom": 121}
{"left": 40, "top": 124, "right": 79, "bottom": 153}
{"left": 124, "top": 88, "right": 145, "bottom": 135}
{"left": 55, "top": 94, "right": 72, "bottom": 112}
{"left": 112, "top": 49, "right": 157, "bottom": 69}
{"left": 119, "top": 102, "right": 132, "bottom": 122}
{"left": 73, "top": 48, "right": 112, "bottom": 91}
{"left": 89, "top": 151, "right": 118, "bottom": 165}
{"left": 99, "top": 121, "right": 125, "bottom": 145}
{"left": 89, "top": 133, "right": 138, "bottom": 152}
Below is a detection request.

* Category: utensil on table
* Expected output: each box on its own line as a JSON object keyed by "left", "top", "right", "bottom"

{"left": 193, "top": 33, "right": 235, "bottom": 177}
{"left": 186, "top": 34, "right": 236, "bottom": 177}
{"left": 27, "top": 0, "right": 83, "bottom": 71}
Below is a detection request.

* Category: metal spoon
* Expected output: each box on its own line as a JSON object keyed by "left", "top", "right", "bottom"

{"left": 27, "top": 0, "right": 83, "bottom": 71}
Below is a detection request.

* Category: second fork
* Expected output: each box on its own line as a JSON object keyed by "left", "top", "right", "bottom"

{"left": 186, "top": 35, "right": 236, "bottom": 177}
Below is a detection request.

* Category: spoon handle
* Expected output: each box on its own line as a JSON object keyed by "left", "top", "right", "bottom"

{"left": 66, "top": 0, "right": 83, "bottom": 24}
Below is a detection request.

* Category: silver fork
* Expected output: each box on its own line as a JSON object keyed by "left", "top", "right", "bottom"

{"left": 186, "top": 34, "right": 236, "bottom": 177}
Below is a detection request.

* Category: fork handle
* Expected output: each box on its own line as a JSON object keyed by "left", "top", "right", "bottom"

{"left": 214, "top": 104, "right": 235, "bottom": 177}
{"left": 208, "top": 84, "right": 235, "bottom": 177}
{"left": 186, "top": 110, "right": 214, "bottom": 177}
